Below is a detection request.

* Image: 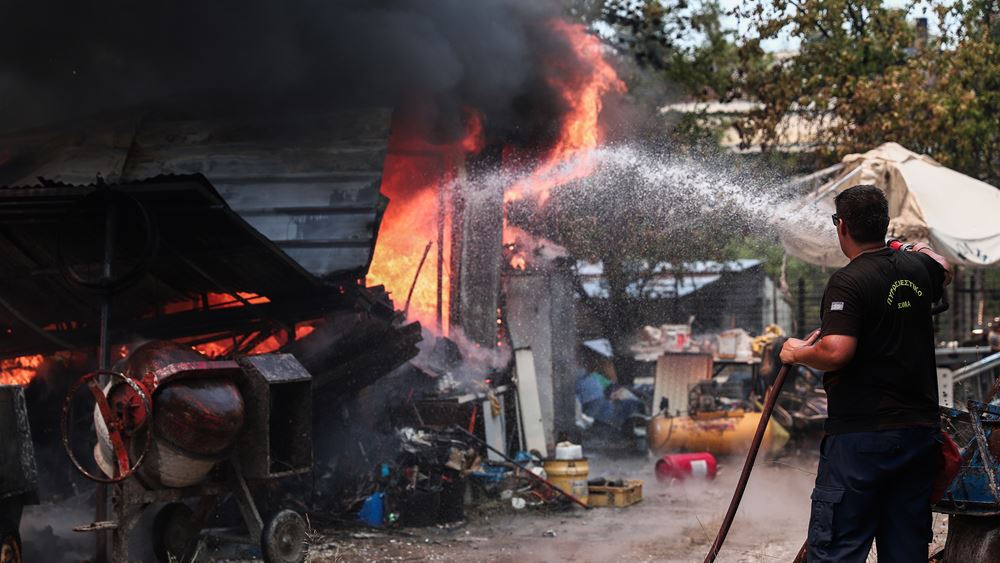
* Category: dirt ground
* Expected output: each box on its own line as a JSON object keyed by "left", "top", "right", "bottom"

{"left": 304, "top": 454, "right": 949, "bottom": 563}
{"left": 18, "top": 451, "right": 949, "bottom": 562}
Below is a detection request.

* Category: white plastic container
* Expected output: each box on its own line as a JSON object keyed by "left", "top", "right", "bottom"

{"left": 555, "top": 442, "right": 583, "bottom": 460}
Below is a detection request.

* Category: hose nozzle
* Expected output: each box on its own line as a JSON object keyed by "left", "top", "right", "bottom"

{"left": 886, "top": 238, "right": 915, "bottom": 252}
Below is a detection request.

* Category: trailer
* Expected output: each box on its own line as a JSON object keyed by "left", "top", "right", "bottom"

{"left": 935, "top": 351, "right": 1000, "bottom": 561}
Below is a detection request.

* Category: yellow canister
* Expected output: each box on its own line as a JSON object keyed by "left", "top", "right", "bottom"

{"left": 646, "top": 410, "right": 790, "bottom": 456}
{"left": 542, "top": 458, "right": 589, "bottom": 506}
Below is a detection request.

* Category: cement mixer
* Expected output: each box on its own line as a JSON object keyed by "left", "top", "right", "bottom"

{"left": 62, "top": 341, "right": 313, "bottom": 563}
{"left": 91, "top": 341, "right": 246, "bottom": 489}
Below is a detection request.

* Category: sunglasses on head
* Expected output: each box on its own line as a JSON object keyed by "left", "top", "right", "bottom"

{"left": 831, "top": 213, "right": 840, "bottom": 226}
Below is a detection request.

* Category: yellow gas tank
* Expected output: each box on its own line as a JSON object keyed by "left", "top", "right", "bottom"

{"left": 647, "top": 410, "right": 789, "bottom": 456}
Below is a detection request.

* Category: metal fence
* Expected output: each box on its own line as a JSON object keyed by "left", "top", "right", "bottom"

{"left": 787, "top": 268, "right": 1000, "bottom": 345}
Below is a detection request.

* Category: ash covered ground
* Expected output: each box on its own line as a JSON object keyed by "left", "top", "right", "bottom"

{"left": 301, "top": 454, "right": 948, "bottom": 563}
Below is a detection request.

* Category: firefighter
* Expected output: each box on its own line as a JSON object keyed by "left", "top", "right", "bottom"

{"left": 780, "top": 185, "right": 952, "bottom": 562}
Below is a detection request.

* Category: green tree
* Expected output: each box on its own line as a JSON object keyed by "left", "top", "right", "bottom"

{"left": 598, "top": 0, "right": 745, "bottom": 98}
{"left": 732, "top": 0, "right": 916, "bottom": 157}
{"left": 734, "top": 0, "right": 1000, "bottom": 183}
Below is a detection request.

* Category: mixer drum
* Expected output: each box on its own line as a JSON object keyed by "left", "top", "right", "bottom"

{"left": 148, "top": 377, "right": 245, "bottom": 487}
{"left": 95, "top": 342, "right": 246, "bottom": 488}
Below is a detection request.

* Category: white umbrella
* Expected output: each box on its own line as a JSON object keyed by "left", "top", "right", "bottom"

{"left": 774, "top": 142, "right": 1000, "bottom": 268}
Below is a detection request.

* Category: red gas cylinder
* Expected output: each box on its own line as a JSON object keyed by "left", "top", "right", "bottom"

{"left": 655, "top": 452, "right": 718, "bottom": 482}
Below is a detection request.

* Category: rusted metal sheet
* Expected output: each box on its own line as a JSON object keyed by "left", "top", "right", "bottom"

{"left": 0, "top": 175, "right": 346, "bottom": 358}
{"left": 458, "top": 187, "right": 504, "bottom": 345}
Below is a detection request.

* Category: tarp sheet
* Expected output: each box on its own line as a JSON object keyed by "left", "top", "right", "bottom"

{"left": 775, "top": 142, "right": 1000, "bottom": 268}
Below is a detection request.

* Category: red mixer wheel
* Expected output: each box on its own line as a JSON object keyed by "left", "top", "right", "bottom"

{"left": 60, "top": 370, "right": 152, "bottom": 484}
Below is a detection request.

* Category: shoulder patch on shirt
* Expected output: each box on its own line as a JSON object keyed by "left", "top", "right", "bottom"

{"left": 830, "top": 301, "right": 844, "bottom": 311}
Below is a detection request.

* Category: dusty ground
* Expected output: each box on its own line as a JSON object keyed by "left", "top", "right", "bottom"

{"left": 19, "top": 452, "right": 948, "bottom": 562}
{"left": 304, "top": 453, "right": 949, "bottom": 563}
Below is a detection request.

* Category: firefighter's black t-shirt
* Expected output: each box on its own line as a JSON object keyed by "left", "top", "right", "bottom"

{"left": 819, "top": 247, "right": 945, "bottom": 434}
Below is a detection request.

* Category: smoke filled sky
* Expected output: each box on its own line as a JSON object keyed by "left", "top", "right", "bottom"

{"left": 0, "top": 0, "right": 583, "bottom": 141}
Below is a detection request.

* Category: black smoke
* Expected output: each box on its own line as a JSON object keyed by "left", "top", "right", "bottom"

{"left": 0, "top": 0, "right": 589, "bottom": 147}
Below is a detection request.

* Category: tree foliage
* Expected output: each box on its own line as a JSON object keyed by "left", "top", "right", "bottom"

{"left": 603, "top": 0, "right": 1000, "bottom": 184}
{"left": 734, "top": 0, "right": 1000, "bottom": 183}
{"left": 598, "top": 0, "right": 747, "bottom": 98}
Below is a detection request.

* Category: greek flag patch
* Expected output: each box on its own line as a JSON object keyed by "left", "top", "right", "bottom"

{"left": 831, "top": 301, "right": 844, "bottom": 311}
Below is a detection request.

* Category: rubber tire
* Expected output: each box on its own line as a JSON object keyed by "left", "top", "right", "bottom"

{"left": 261, "top": 509, "right": 307, "bottom": 563}
{"left": 152, "top": 502, "right": 195, "bottom": 563}
{"left": 0, "top": 530, "right": 21, "bottom": 563}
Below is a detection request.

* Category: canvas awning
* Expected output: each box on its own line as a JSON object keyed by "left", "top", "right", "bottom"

{"left": 775, "top": 142, "right": 1000, "bottom": 268}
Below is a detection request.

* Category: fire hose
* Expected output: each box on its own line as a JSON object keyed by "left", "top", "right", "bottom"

{"left": 702, "top": 363, "right": 792, "bottom": 563}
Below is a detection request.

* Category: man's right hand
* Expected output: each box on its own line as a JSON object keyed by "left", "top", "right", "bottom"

{"left": 910, "top": 242, "right": 953, "bottom": 287}
{"left": 779, "top": 329, "right": 820, "bottom": 365}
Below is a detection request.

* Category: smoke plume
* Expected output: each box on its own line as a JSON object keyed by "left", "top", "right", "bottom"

{"left": 0, "top": 0, "right": 583, "bottom": 146}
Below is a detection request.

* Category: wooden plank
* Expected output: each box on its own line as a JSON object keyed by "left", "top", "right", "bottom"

{"left": 482, "top": 392, "right": 507, "bottom": 462}
{"left": 514, "top": 348, "right": 548, "bottom": 458}
{"left": 458, "top": 187, "right": 503, "bottom": 346}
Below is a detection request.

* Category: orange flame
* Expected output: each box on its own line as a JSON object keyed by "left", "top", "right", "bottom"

{"left": 0, "top": 354, "right": 43, "bottom": 386}
{"left": 504, "top": 20, "right": 625, "bottom": 205}
{"left": 367, "top": 20, "right": 623, "bottom": 333}
{"left": 191, "top": 321, "right": 317, "bottom": 358}
{"left": 162, "top": 292, "right": 270, "bottom": 315}
{"left": 366, "top": 111, "right": 484, "bottom": 332}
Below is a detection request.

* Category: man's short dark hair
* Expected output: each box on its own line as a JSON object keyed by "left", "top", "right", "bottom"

{"left": 834, "top": 184, "right": 889, "bottom": 243}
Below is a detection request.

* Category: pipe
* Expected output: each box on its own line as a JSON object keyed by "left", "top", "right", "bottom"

{"left": 450, "top": 425, "right": 592, "bottom": 510}
{"left": 404, "top": 241, "right": 433, "bottom": 318}
{"left": 703, "top": 364, "right": 791, "bottom": 563}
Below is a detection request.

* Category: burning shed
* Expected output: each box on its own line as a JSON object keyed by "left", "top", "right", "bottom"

{"left": 0, "top": 108, "right": 419, "bottom": 383}
{"left": 0, "top": 110, "right": 423, "bottom": 562}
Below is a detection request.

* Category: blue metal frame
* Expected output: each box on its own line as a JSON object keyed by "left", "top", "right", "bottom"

{"left": 936, "top": 402, "right": 1000, "bottom": 516}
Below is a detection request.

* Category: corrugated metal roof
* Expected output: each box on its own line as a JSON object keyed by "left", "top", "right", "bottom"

{"left": 576, "top": 259, "right": 763, "bottom": 300}
{"left": 0, "top": 174, "right": 350, "bottom": 358}
{"left": 0, "top": 108, "right": 392, "bottom": 281}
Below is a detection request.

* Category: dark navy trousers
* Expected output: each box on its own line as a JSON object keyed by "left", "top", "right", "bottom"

{"left": 807, "top": 427, "right": 940, "bottom": 562}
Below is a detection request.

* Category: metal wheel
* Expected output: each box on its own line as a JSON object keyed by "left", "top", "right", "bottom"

{"left": 261, "top": 509, "right": 307, "bottom": 563}
{"left": 56, "top": 188, "right": 158, "bottom": 293}
{"left": 0, "top": 530, "right": 20, "bottom": 563}
{"left": 152, "top": 503, "right": 195, "bottom": 563}
{"left": 60, "top": 370, "right": 152, "bottom": 483}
